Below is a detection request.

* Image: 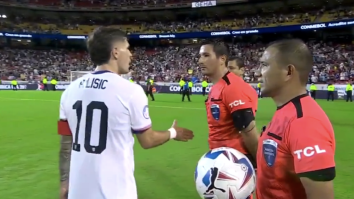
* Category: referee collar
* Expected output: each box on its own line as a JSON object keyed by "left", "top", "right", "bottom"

{"left": 92, "top": 70, "right": 114, "bottom": 75}
{"left": 276, "top": 93, "right": 308, "bottom": 110}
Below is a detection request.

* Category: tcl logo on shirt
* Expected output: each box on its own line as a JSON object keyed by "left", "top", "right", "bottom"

{"left": 293, "top": 145, "right": 326, "bottom": 159}
{"left": 229, "top": 100, "right": 245, "bottom": 108}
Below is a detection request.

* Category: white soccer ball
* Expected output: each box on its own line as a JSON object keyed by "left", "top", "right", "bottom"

{"left": 195, "top": 147, "right": 256, "bottom": 199}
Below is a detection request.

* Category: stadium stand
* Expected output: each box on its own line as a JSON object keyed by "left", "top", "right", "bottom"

{"left": 0, "top": 0, "right": 353, "bottom": 83}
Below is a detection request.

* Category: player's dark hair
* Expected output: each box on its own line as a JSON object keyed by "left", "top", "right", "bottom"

{"left": 201, "top": 40, "right": 229, "bottom": 58}
{"left": 228, "top": 57, "right": 245, "bottom": 68}
{"left": 268, "top": 39, "right": 313, "bottom": 85}
{"left": 86, "top": 26, "right": 127, "bottom": 65}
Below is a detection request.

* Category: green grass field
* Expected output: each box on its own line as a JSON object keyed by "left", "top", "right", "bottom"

{"left": 0, "top": 91, "right": 353, "bottom": 199}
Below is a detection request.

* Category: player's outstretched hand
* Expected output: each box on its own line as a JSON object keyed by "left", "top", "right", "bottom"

{"left": 171, "top": 120, "right": 194, "bottom": 141}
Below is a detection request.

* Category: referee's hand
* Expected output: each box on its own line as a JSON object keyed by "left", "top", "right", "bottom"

{"left": 171, "top": 120, "right": 194, "bottom": 141}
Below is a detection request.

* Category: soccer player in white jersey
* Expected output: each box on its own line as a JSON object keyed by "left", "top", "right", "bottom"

{"left": 57, "top": 26, "right": 194, "bottom": 199}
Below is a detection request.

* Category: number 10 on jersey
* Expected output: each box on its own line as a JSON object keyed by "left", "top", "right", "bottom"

{"left": 72, "top": 100, "right": 109, "bottom": 154}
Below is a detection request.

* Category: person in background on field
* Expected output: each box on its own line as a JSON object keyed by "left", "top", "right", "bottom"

{"left": 179, "top": 77, "right": 185, "bottom": 95}
{"left": 182, "top": 79, "right": 191, "bottom": 102}
{"left": 257, "top": 82, "right": 262, "bottom": 98}
{"left": 145, "top": 76, "right": 155, "bottom": 101}
{"left": 346, "top": 81, "right": 353, "bottom": 102}
{"left": 201, "top": 79, "right": 208, "bottom": 96}
{"left": 51, "top": 78, "right": 57, "bottom": 91}
{"left": 257, "top": 39, "right": 335, "bottom": 199}
{"left": 42, "top": 77, "right": 49, "bottom": 91}
{"left": 309, "top": 83, "right": 317, "bottom": 100}
{"left": 327, "top": 82, "right": 335, "bottom": 101}
{"left": 11, "top": 79, "right": 18, "bottom": 91}
{"left": 188, "top": 79, "right": 193, "bottom": 95}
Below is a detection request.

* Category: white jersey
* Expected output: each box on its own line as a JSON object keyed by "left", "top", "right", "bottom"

{"left": 59, "top": 70, "right": 151, "bottom": 199}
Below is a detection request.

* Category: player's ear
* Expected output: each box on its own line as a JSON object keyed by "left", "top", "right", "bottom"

{"left": 219, "top": 55, "right": 227, "bottom": 65}
{"left": 112, "top": 47, "right": 120, "bottom": 60}
{"left": 284, "top": 64, "right": 295, "bottom": 81}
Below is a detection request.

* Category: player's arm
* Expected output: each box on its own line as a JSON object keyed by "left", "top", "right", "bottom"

{"left": 223, "top": 85, "right": 259, "bottom": 159}
{"left": 57, "top": 91, "right": 72, "bottom": 199}
{"left": 130, "top": 87, "right": 193, "bottom": 149}
{"left": 288, "top": 117, "right": 335, "bottom": 199}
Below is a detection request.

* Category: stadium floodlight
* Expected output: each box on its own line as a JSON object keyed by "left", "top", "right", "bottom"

{"left": 70, "top": 71, "right": 91, "bottom": 82}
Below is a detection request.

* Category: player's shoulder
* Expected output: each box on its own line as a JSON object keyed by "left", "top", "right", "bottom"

{"left": 220, "top": 72, "right": 252, "bottom": 91}
{"left": 102, "top": 72, "right": 145, "bottom": 96}
{"left": 62, "top": 73, "right": 89, "bottom": 95}
{"left": 216, "top": 72, "right": 243, "bottom": 90}
{"left": 277, "top": 94, "right": 331, "bottom": 127}
{"left": 221, "top": 72, "right": 244, "bottom": 85}
{"left": 277, "top": 94, "right": 322, "bottom": 116}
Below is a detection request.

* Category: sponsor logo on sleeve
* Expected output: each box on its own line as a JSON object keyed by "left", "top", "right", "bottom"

{"left": 293, "top": 145, "right": 326, "bottom": 159}
{"left": 143, "top": 105, "right": 150, "bottom": 119}
{"left": 228, "top": 100, "right": 245, "bottom": 108}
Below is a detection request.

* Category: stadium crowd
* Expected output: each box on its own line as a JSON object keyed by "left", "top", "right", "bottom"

{"left": 0, "top": 0, "right": 354, "bottom": 83}
{"left": 0, "top": 2, "right": 353, "bottom": 34}
{"left": 1, "top": 41, "right": 354, "bottom": 83}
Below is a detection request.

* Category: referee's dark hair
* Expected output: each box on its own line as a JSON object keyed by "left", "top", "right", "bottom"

{"left": 268, "top": 39, "right": 313, "bottom": 85}
{"left": 228, "top": 57, "right": 245, "bottom": 69}
{"left": 200, "top": 40, "right": 229, "bottom": 59}
{"left": 86, "top": 26, "right": 127, "bottom": 66}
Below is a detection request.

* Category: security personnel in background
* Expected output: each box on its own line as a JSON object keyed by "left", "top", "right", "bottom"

{"left": 182, "top": 80, "right": 191, "bottom": 102}
{"left": 51, "top": 78, "right": 57, "bottom": 91}
{"left": 11, "top": 79, "right": 18, "bottom": 91}
{"left": 188, "top": 80, "right": 193, "bottom": 95}
{"left": 257, "top": 82, "right": 262, "bottom": 98}
{"left": 201, "top": 80, "right": 208, "bottom": 96}
{"left": 42, "top": 77, "right": 49, "bottom": 91}
{"left": 327, "top": 83, "right": 335, "bottom": 101}
{"left": 145, "top": 77, "right": 155, "bottom": 101}
{"left": 309, "top": 83, "right": 317, "bottom": 99}
{"left": 346, "top": 82, "right": 353, "bottom": 102}
{"left": 179, "top": 78, "right": 185, "bottom": 95}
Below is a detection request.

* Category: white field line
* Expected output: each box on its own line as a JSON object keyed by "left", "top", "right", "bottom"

{"left": 0, "top": 97, "right": 205, "bottom": 110}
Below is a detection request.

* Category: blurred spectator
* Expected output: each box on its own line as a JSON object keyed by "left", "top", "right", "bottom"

{"left": 1, "top": 41, "right": 354, "bottom": 83}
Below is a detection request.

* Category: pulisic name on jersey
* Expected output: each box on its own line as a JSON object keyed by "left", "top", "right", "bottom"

{"left": 79, "top": 78, "right": 108, "bottom": 90}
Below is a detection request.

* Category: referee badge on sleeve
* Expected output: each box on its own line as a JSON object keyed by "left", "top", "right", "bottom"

{"left": 210, "top": 104, "right": 220, "bottom": 120}
{"left": 262, "top": 139, "right": 278, "bottom": 166}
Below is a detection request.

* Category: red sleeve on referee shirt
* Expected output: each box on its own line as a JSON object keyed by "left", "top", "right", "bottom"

{"left": 58, "top": 120, "right": 72, "bottom": 136}
{"left": 287, "top": 117, "right": 335, "bottom": 174}
{"left": 222, "top": 82, "right": 254, "bottom": 113}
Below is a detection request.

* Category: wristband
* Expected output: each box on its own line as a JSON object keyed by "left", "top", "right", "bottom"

{"left": 168, "top": 128, "right": 177, "bottom": 139}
